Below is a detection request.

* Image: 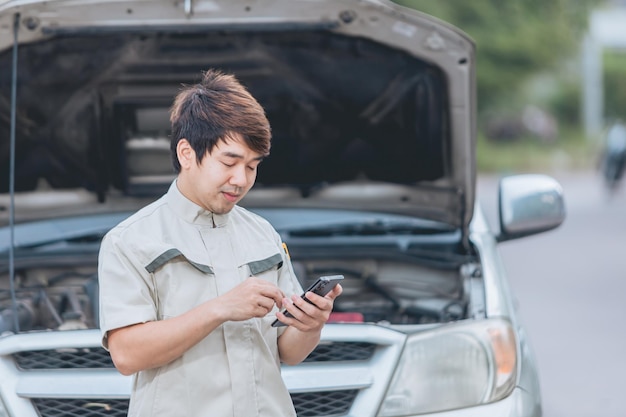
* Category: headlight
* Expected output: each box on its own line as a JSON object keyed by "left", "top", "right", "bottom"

{"left": 378, "top": 319, "right": 517, "bottom": 416}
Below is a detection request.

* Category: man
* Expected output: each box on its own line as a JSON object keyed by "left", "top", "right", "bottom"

{"left": 98, "top": 69, "right": 342, "bottom": 417}
{"left": 602, "top": 120, "right": 626, "bottom": 192}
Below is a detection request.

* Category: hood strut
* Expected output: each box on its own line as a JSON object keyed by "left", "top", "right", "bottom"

{"left": 8, "top": 13, "right": 20, "bottom": 333}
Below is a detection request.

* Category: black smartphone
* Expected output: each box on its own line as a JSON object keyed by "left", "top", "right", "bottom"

{"left": 271, "top": 275, "right": 344, "bottom": 327}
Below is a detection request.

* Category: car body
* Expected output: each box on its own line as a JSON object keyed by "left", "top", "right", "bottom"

{"left": 0, "top": 1, "right": 565, "bottom": 416}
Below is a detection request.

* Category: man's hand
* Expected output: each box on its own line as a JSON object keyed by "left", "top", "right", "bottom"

{"left": 276, "top": 284, "right": 342, "bottom": 332}
{"left": 213, "top": 277, "right": 285, "bottom": 322}
{"left": 276, "top": 284, "right": 342, "bottom": 365}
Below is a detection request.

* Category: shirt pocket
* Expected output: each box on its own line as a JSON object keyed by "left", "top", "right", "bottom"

{"left": 240, "top": 249, "right": 284, "bottom": 325}
{"left": 240, "top": 249, "right": 283, "bottom": 285}
{"left": 144, "top": 247, "right": 215, "bottom": 319}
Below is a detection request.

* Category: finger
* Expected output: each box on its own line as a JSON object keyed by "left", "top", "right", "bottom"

{"left": 281, "top": 297, "right": 327, "bottom": 332}
{"left": 257, "top": 307, "right": 270, "bottom": 317}
{"left": 275, "top": 309, "right": 295, "bottom": 325}
{"left": 255, "top": 297, "right": 278, "bottom": 317}
{"left": 242, "top": 278, "right": 282, "bottom": 308}
{"left": 301, "top": 292, "right": 332, "bottom": 311}
{"left": 258, "top": 298, "right": 276, "bottom": 312}
{"left": 277, "top": 310, "right": 313, "bottom": 332}
{"left": 281, "top": 297, "right": 310, "bottom": 322}
{"left": 292, "top": 294, "right": 325, "bottom": 317}
{"left": 256, "top": 301, "right": 268, "bottom": 313}
{"left": 327, "top": 284, "right": 343, "bottom": 300}
{"left": 252, "top": 280, "right": 285, "bottom": 308}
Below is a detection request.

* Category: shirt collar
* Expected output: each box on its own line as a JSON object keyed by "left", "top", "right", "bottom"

{"left": 166, "top": 179, "right": 230, "bottom": 227}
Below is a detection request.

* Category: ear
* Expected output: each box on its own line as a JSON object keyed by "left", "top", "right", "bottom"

{"left": 176, "top": 139, "right": 195, "bottom": 170}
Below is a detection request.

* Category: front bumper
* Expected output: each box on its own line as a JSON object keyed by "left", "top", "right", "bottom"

{"left": 0, "top": 326, "right": 541, "bottom": 417}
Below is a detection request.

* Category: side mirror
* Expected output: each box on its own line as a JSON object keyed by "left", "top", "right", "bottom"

{"left": 496, "top": 174, "right": 566, "bottom": 242}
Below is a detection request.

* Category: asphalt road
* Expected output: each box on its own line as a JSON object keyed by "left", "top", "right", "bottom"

{"left": 477, "top": 169, "right": 626, "bottom": 417}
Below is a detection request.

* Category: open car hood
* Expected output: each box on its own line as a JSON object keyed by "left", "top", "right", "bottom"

{"left": 0, "top": 0, "right": 476, "bottom": 236}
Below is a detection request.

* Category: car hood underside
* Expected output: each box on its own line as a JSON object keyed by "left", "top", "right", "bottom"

{"left": 0, "top": 0, "right": 476, "bottom": 231}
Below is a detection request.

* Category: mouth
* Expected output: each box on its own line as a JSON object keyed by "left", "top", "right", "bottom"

{"left": 222, "top": 192, "right": 240, "bottom": 203}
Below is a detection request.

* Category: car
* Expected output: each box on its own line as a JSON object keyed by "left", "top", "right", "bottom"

{"left": 0, "top": 1, "right": 565, "bottom": 416}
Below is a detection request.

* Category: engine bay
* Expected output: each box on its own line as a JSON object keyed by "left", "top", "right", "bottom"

{"left": 0, "top": 255, "right": 476, "bottom": 334}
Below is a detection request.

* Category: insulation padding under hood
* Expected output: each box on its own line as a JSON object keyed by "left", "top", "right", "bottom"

{"left": 0, "top": 0, "right": 476, "bottom": 231}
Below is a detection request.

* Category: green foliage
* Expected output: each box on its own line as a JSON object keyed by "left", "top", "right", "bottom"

{"left": 547, "top": 77, "right": 582, "bottom": 126}
{"left": 393, "top": 0, "right": 600, "bottom": 113}
{"left": 603, "top": 51, "right": 626, "bottom": 121}
{"left": 476, "top": 128, "right": 597, "bottom": 173}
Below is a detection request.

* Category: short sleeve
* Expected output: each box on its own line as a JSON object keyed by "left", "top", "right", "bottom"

{"left": 98, "top": 230, "right": 158, "bottom": 349}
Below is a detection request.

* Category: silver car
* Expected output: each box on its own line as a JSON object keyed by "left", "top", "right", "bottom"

{"left": 0, "top": 0, "right": 564, "bottom": 416}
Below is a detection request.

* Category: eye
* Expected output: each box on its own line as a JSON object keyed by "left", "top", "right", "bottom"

{"left": 222, "top": 162, "right": 234, "bottom": 168}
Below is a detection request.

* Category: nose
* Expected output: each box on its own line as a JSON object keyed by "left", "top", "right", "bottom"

{"left": 229, "top": 165, "right": 248, "bottom": 187}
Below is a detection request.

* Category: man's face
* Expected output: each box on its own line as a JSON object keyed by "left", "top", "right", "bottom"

{"left": 177, "top": 133, "right": 264, "bottom": 214}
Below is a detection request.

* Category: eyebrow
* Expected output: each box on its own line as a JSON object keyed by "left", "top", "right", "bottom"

{"left": 222, "top": 151, "right": 266, "bottom": 162}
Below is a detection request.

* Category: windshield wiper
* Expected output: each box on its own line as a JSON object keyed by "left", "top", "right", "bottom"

{"left": 287, "top": 220, "right": 454, "bottom": 237}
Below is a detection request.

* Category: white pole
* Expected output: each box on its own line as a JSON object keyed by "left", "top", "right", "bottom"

{"left": 581, "top": 32, "right": 603, "bottom": 140}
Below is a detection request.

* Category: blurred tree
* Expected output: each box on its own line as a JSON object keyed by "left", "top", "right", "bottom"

{"left": 393, "top": 0, "right": 602, "bottom": 114}
{"left": 604, "top": 50, "right": 626, "bottom": 122}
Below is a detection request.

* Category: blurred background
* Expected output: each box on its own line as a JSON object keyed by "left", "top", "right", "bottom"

{"left": 393, "top": 1, "right": 626, "bottom": 416}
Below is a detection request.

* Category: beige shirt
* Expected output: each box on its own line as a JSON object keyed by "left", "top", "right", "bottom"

{"left": 98, "top": 180, "right": 302, "bottom": 417}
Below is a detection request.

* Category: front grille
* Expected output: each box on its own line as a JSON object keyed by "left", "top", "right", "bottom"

{"left": 14, "top": 348, "right": 114, "bottom": 370}
{"left": 15, "top": 342, "right": 375, "bottom": 370}
{"left": 32, "top": 399, "right": 129, "bottom": 417}
{"left": 292, "top": 390, "right": 358, "bottom": 417}
{"left": 303, "top": 341, "right": 375, "bottom": 362}
{"left": 32, "top": 391, "right": 358, "bottom": 417}
{"left": 22, "top": 341, "right": 366, "bottom": 416}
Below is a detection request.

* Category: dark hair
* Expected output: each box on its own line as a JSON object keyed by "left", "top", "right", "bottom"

{"left": 169, "top": 69, "right": 271, "bottom": 173}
